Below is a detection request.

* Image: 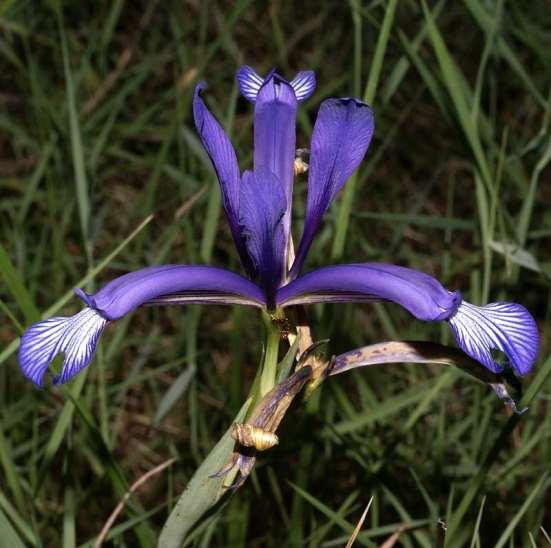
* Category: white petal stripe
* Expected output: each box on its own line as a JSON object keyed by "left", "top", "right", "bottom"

{"left": 236, "top": 66, "right": 264, "bottom": 102}
{"left": 448, "top": 301, "right": 538, "bottom": 376}
{"left": 290, "top": 71, "right": 316, "bottom": 102}
{"left": 19, "top": 308, "right": 108, "bottom": 387}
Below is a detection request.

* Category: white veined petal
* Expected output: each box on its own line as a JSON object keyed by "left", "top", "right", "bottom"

{"left": 448, "top": 300, "right": 539, "bottom": 376}
{"left": 290, "top": 70, "right": 316, "bottom": 102}
{"left": 19, "top": 308, "right": 108, "bottom": 387}
{"left": 236, "top": 65, "right": 264, "bottom": 102}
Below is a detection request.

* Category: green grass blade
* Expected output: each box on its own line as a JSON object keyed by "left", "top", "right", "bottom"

{"left": 446, "top": 354, "right": 551, "bottom": 541}
{"left": 62, "top": 487, "right": 76, "bottom": 548}
{"left": 57, "top": 9, "right": 91, "bottom": 257}
{"left": 0, "top": 491, "right": 37, "bottom": 546}
{"left": 331, "top": 0, "right": 398, "bottom": 261}
{"left": 0, "top": 243, "right": 40, "bottom": 323}
{"left": 0, "top": 505, "right": 26, "bottom": 548}
{"left": 0, "top": 422, "right": 27, "bottom": 516}
{"left": 421, "top": 0, "right": 493, "bottom": 190}
{"left": 494, "top": 472, "right": 549, "bottom": 548}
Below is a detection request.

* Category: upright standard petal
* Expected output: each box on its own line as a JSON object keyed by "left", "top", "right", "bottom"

{"left": 19, "top": 265, "right": 266, "bottom": 386}
{"left": 290, "top": 98, "right": 374, "bottom": 278}
{"left": 239, "top": 168, "right": 287, "bottom": 298}
{"left": 253, "top": 73, "right": 298, "bottom": 250}
{"left": 237, "top": 66, "right": 315, "bottom": 104}
{"left": 193, "top": 84, "right": 252, "bottom": 274}
{"left": 277, "top": 263, "right": 539, "bottom": 375}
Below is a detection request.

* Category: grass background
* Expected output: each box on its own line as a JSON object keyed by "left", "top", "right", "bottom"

{"left": 1, "top": 0, "right": 550, "bottom": 546}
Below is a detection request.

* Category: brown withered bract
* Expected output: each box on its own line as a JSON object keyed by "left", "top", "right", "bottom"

{"left": 231, "top": 423, "right": 279, "bottom": 451}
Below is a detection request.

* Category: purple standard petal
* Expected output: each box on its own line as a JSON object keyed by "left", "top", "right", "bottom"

{"left": 448, "top": 301, "right": 539, "bottom": 376}
{"left": 277, "top": 263, "right": 539, "bottom": 375}
{"left": 19, "top": 265, "right": 266, "bottom": 386}
{"left": 290, "top": 98, "right": 374, "bottom": 278}
{"left": 193, "top": 84, "right": 253, "bottom": 274}
{"left": 239, "top": 168, "right": 286, "bottom": 299}
{"left": 253, "top": 72, "right": 298, "bottom": 252}
{"left": 238, "top": 66, "right": 316, "bottom": 104}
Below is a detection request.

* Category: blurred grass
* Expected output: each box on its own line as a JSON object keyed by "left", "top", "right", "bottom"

{"left": 1, "top": 0, "right": 550, "bottom": 546}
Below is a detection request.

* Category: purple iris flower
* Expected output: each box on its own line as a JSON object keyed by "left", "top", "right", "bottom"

{"left": 19, "top": 66, "right": 539, "bottom": 387}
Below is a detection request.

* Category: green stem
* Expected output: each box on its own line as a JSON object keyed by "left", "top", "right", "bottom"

{"left": 259, "top": 311, "right": 281, "bottom": 397}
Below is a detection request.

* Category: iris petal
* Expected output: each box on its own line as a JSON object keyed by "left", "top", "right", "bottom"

{"left": 290, "top": 71, "right": 316, "bottom": 102}
{"left": 19, "top": 308, "right": 108, "bottom": 387}
{"left": 290, "top": 98, "right": 374, "bottom": 277}
{"left": 253, "top": 73, "right": 297, "bottom": 250}
{"left": 277, "top": 263, "right": 539, "bottom": 375}
{"left": 236, "top": 65, "right": 265, "bottom": 102}
{"left": 19, "top": 265, "right": 266, "bottom": 386}
{"left": 193, "top": 83, "right": 253, "bottom": 274}
{"left": 237, "top": 66, "right": 316, "bottom": 104}
{"left": 278, "top": 264, "right": 459, "bottom": 321}
{"left": 448, "top": 301, "right": 539, "bottom": 376}
{"left": 88, "top": 265, "right": 266, "bottom": 319}
{"left": 239, "top": 168, "right": 287, "bottom": 297}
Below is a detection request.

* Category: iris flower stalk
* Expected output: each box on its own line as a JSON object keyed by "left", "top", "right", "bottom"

{"left": 19, "top": 66, "right": 539, "bottom": 481}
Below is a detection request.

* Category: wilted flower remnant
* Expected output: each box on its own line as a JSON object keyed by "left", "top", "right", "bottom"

{"left": 19, "top": 66, "right": 539, "bottom": 487}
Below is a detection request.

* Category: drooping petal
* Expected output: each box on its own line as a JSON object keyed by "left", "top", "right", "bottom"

{"left": 330, "top": 341, "right": 525, "bottom": 413}
{"left": 85, "top": 265, "right": 266, "bottom": 319}
{"left": 290, "top": 98, "right": 374, "bottom": 278}
{"left": 19, "top": 308, "right": 108, "bottom": 387}
{"left": 239, "top": 168, "right": 287, "bottom": 298}
{"left": 253, "top": 73, "right": 298, "bottom": 252}
{"left": 448, "top": 301, "right": 539, "bottom": 376}
{"left": 19, "top": 265, "right": 266, "bottom": 386}
{"left": 278, "top": 264, "right": 459, "bottom": 320}
{"left": 290, "top": 71, "right": 316, "bottom": 102}
{"left": 277, "top": 263, "right": 539, "bottom": 375}
{"left": 193, "top": 83, "right": 252, "bottom": 274}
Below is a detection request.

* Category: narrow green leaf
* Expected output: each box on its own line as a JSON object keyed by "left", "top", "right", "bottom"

{"left": 0, "top": 505, "right": 26, "bottom": 548}
{"left": 494, "top": 473, "right": 549, "bottom": 548}
{"left": 58, "top": 10, "right": 90, "bottom": 253}
{"left": 469, "top": 497, "right": 486, "bottom": 548}
{"left": 421, "top": 0, "right": 493, "bottom": 190}
{"left": 0, "top": 491, "right": 37, "bottom": 546}
{"left": 158, "top": 401, "right": 250, "bottom": 547}
{"left": 0, "top": 243, "right": 40, "bottom": 323}
{"left": 446, "top": 354, "right": 551, "bottom": 540}
{"left": 332, "top": 0, "right": 397, "bottom": 261}
{"left": 0, "top": 420, "right": 27, "bottom": 515}
{"left": 63, "top": 487, "right": 76, "bottom": 548}
{"left": 154, "top": 364, "right": 196, "bottom": 424}
{"left": 363, "top": 0, "right": 398, "bottom": 105}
